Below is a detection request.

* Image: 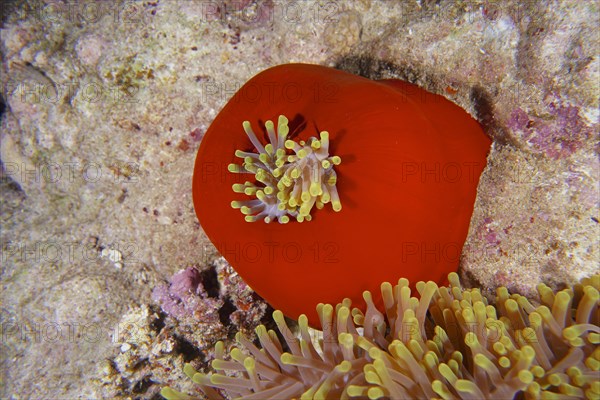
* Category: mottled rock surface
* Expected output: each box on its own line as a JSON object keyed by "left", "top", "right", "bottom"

{"left": 0, "top": 0, "right": 597, "bottom": 398}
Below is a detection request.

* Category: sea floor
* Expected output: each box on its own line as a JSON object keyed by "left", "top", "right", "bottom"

{"left": 1, "top": 1, "right": 598, "bottom": 398}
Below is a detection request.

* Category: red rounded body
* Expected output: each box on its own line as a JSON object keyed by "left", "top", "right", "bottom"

{"left": 193, "top": 64, "right": 491, "bottom": 324}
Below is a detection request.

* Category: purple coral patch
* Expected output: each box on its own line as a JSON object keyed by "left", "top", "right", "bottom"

{"left": 509, "top": 104, "right": 592, "bottom": 159}
{"left": 480, "top": 216, "right": 501, "bottom": 246}
{"left": 152, "top": 267, "right": 221, "bottom": 321}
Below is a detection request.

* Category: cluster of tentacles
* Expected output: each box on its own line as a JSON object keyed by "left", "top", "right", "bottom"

{"left": 161, "top": 273, "right": 599, "bottom": 399}
{"left": 229, "top": 115, "right": 342, "bottom": 223}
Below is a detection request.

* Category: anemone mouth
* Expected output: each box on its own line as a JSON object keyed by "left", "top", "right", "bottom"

{"left": 228, "top": 114, "right": 342, "bottom": 223}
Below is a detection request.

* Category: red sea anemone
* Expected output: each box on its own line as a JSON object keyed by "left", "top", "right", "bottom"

{"left": 192, "top": 64, "right": 491, "bottom": 324}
